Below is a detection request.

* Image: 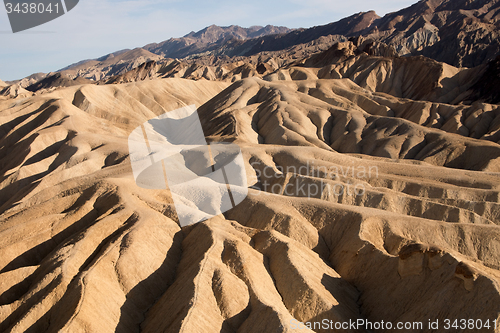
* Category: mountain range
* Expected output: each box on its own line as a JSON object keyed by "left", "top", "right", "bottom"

{"left": 5, "top": 0, "right": 500, "bottom": 98}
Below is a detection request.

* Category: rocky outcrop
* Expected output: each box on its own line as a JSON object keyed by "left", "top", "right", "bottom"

{"left": 466, "top": 55, "right": 500, "bottom": 104}
{"left": 60, "top": 48, "right": 164, "bottom": 82}
{"left": 26, "top": 73, "right": 93, "bottom": 92}
{"left": 0, "top": 84, "right": 31, "bottom": 99}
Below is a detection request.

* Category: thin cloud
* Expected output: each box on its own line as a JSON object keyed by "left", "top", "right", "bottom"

{"left": 0, "top": 0, "right": 417, "bottom": 81}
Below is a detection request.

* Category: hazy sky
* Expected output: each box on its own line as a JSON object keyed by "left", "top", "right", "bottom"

{"left": 0, "top": 0, "right": 417, "bottom": 81}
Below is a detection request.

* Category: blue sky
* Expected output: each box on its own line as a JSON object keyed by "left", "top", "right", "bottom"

{"left": 0, "top": 0, "right": 417, "bottom": 81}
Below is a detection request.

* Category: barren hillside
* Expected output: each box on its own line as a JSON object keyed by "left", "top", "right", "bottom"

{"left": 1, "top": 0, "right": 500, "bottom": 332}
{"left": 1, "top": 68, "right": 500, "bottom": 332}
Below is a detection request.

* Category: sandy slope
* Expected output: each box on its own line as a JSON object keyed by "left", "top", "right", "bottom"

{"left": 0, "top": 85, "right": 30, "bottom": 99}
{"left": 0, "top": 76, "right": 499, "bottom": 333}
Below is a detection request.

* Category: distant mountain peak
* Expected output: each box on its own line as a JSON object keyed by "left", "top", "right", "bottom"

{"left": 144, "top": 24, "right": 293, "bottom": 58}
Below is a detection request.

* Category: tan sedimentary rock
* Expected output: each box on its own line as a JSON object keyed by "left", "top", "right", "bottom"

{"left": 1, "top": 63, "right": 500, "bottom": 332}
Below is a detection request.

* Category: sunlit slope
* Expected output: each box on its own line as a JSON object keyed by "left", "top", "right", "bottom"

{"left": 0, "top": 76, "right": 499, "bottom": 333}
